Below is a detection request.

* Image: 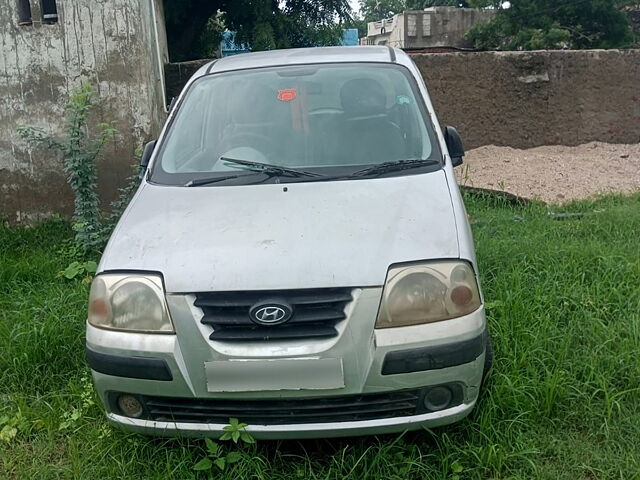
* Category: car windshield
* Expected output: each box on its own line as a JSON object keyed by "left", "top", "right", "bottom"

{"left": 150, "top": 62, "right": 442, "bottom": 186}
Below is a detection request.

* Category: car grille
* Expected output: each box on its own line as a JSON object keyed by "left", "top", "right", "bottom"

{"left": 195, "top": 288, "right": 353, "bottom": 342}
{"left": 142, "top": 390, "right": 421, "bottom": 425}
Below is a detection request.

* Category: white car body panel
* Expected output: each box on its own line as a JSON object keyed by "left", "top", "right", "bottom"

{"left": 101, "top": 171, "right": 459, "bottom": 292}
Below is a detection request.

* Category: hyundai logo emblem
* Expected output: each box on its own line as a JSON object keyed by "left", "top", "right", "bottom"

{"left": 249, "top": 300, "right": 293, "bottom": 326}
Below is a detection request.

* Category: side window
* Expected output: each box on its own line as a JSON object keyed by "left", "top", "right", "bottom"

{"left": 17, "top": 0, "right": 32, "bottom": 25}
{"left": 40, "top": 0, "right": 58, "bottom": 24}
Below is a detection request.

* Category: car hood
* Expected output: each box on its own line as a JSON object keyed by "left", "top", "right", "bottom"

{"left": 101, "top": 171, "right": 459, "bottom": 292}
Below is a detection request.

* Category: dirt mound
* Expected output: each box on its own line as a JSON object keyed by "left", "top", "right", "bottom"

{"left": 458, "top": 142, "right": 640, "bottom": 203}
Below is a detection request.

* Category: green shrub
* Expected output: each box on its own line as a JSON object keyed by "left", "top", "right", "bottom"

{"left": 18, "top": 82, "right": 140, "bottom": 255}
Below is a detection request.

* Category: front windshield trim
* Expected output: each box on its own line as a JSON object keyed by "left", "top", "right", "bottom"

{"left": 148, "top": 61, "right": 443, "bottom": 187}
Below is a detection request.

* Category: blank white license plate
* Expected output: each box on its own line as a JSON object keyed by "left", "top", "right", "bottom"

{"left": 205, "top": 357, "right": 344, "bottom": 392}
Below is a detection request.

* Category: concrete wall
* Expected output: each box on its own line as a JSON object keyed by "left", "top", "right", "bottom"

{"left": 364, "top": 8, "right": 495, "bottom": 49}
{"left": 0, "top": 0, "right": 168, "bottom": 224}
{"left": 165, "top": 60, "right": 210, "bottom": 100}
{"left": 413, "top": 49, "right": 640, "bottom": 149}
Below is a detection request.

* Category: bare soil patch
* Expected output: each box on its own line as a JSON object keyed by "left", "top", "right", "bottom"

{"left": 458, "top": 142, "right": 640, "bottom": 204}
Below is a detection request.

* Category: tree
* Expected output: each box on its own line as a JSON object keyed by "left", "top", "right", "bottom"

{"left": 225, "top": 0, "right": 350, "bottom": 51}
{"left": 359, "top": 0, "right": 406, "bottom": 23}
{"left": 164, "top": 0, "right": 353, "bottom": 61}
{"left": 17, "top": 84, "right": 117, "bottom": 253}
{"left": 467, "top": 0, "right": 634, "bottom": 50}
{"left": 406, "top": 0, "right": 469, "bottom": 8}
{"left": 164, "top": 0, "right": 220, "bottom": 61}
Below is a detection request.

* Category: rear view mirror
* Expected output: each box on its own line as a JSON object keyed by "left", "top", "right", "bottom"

{"left": 444, "top": 126, "right": 464, "bottom": 167}
{"left": 139, "top": 140, "right": 157, "bottom": 179}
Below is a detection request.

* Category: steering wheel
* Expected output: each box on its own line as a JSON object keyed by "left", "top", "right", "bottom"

{"left": 221, "top": 132, "right": 279, "bottom": 159}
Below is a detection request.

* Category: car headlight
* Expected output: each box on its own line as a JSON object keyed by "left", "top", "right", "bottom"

{"left": 375, "top": 261, "right": 481, "bottom": 329}
{"left": 88, "top": 273, "right": 174, "bottom": 333}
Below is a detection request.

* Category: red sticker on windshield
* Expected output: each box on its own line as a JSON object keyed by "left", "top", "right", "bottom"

{"left": 278, "top": 89, "right": 297, "bottom": 101}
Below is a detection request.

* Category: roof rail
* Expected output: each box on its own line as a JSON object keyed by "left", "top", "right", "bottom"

{"left": 387, "top": 46, "right": 396, "bottom": 62}
{"left": 206, "top": 59, "right": 219, "bottom": 74}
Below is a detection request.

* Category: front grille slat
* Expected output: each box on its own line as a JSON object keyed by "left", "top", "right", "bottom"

{"left": 142, "top": 390, "right": 421, "bottom": 425}
{"left": 207, "top": 324, "right": 338, "bottom": 341}
{"left": 149, "top": 403, "right": 417, "bottom": 420}
{"left": 195, "top": 288, "right": 352, "bottom": 342}
{"left": 194, "top": 290, "right": 353, "bottom": 308}
{"left": 201, "top": 307, "right": 346, "bottom": 326}
{"left": 145, "top": 393, "right": 419, "bottom": 412}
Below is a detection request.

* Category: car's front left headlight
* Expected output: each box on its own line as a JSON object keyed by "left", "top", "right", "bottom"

{"left": 375, "top": 261, "right": 481, "bottom": 329}
{"left": 88, "top": 273, "right": 174, "bottom": 333}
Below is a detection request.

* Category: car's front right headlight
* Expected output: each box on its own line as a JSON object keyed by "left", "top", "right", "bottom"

{"left": 375, "top": 260, "right": 481, "bottom": 329}
{"left": 88, "top": 273, "right": 174, "bottom": 333}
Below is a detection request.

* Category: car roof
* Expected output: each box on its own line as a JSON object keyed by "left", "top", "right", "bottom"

{"left": 195, "top": 46, "right": 406, "bottom": 78}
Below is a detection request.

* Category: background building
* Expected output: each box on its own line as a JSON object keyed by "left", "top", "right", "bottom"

{"left": 362, "top": 7, "right": 495, "bottom": 49}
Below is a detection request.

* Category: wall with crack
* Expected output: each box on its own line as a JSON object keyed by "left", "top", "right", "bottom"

{"left": 0, "top": 0, "right": 168, "bottom": 224}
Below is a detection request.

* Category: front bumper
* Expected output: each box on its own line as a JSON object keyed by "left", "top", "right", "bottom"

{"left": 87, "top": 288, "right": 486, "bottom": 439}
{"left": 105, "top": 400, "right": 476, "bottom": 440}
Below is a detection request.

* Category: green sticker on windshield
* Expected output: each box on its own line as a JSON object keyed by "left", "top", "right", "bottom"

{"left": 396, "top": 95, "right": 412, "bottom": 105}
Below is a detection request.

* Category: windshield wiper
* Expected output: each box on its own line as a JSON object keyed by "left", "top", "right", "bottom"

{"left": 351, "top": 159, "right": 440, "bottom": 177}
{"left": 185, "top": 174, "right": 245, "bottom": 187}
{"left": 220, "top": 156, "right": 322, "bottom": 178}
{"left": 186, "top": 158, "right": 438, "bottom": 186}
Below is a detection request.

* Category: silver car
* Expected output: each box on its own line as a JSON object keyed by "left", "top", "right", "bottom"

{"left": 86, "top": 46, "right": 492, "bottom": 439}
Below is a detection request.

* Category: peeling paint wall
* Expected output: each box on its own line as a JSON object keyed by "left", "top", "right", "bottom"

{"left": 0, "top": 0, "right": 168, "bottom": 224}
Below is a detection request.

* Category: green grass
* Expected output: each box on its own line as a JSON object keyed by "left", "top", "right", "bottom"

{"left": 1, "top": 193, "right": 640, "bottom": 479}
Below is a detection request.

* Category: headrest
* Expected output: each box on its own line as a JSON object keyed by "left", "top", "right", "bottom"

{"left": 340, "top": 78, "right": 387, "bottom": 117}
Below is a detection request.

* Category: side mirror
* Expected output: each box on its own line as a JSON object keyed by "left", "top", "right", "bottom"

{"left": 444, "top": 126, "right": 464, "bottom": 167}
{"left": 139, "top": 140, "right": 157, "bottom": 179}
